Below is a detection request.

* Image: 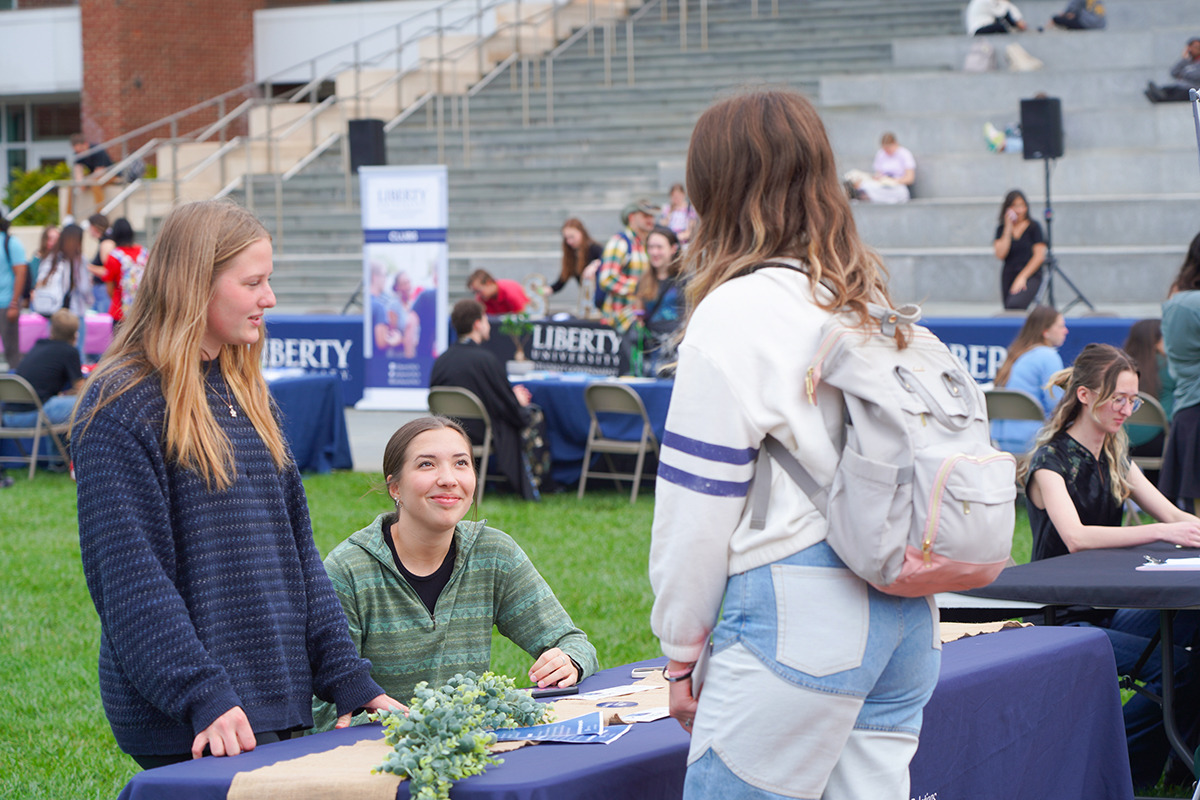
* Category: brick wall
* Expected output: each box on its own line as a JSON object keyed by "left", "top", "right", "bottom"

{"left": 79, "top": 0, "right": 268, "bottom": 154}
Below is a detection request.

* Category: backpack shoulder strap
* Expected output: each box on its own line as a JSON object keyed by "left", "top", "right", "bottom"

{"left": 749, "top": 435, "right": 830, "bottom": 530}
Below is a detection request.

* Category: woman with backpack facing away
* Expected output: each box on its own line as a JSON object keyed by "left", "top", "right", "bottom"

{"left": 96, "top": 218, "right": 147, "bottom": 328}
{"left": 649, "top": 89, "right": 941, "bottom": 800}
{"left": 1022, "top": 343, "right": 1200, "bottom": 788}
{"left": 31, "top": 223, "right": 91, "bottom": 319}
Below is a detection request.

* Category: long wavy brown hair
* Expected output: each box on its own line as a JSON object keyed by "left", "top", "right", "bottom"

{"left": 74, "top": 200, "right": 288, "bottom": 490}
{"left": 560, "top": 218, "right": 599, "bottom": 287}
{"left": 994, "top": 305, "right": 1061, "bottom": 387}
{"left": 1169, "top": 231, "right": 1200, "bottom": 295}
{"left": 682, "top": 89, "right": 895, "bottom": 339}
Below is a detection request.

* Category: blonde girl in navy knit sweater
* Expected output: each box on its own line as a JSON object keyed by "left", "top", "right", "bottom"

{"left": 73, "top": 200, "right": 399, "bottom": 769}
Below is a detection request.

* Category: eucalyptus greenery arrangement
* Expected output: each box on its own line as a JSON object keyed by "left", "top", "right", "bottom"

{"left": 497, "top": 312, "right": 533, "bottom": 340}
{"left": 369, "top": 671, "right": 553, "bottom": 800}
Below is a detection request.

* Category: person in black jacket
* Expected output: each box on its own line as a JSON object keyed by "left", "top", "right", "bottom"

{"left": 430, "top": 299, "right": 547, "bottom": 500}
{"left": 2, "top": 308, "right": 83, "bottom": 428}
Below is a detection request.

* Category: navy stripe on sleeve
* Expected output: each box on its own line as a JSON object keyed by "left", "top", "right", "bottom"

{"left": 658, "top": 463, "right": 752, "bottom": 497}
{"left": 662, "top": 431, "right": 758, "bottom": 465}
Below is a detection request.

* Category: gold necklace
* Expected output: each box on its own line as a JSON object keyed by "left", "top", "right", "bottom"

{"left": 205, "top": 374, "right": 238, "bottom": 418}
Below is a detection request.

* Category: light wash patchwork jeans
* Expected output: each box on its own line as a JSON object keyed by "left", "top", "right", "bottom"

{"left": 683, "top": 541, "right": 941, "bottom": 800}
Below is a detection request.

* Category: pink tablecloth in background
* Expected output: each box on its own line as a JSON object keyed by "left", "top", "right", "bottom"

{"left": 19, "top": 311, "right": 113, "bottom": 356}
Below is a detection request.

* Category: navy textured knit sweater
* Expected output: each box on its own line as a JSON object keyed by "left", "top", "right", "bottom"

{"left": 74, "top": 362, "right": 383, "bottom": 755}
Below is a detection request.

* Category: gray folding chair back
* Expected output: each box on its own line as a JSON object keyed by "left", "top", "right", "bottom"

{"left": 0, "top": 374, "right": 72, "bottom": 479}
{"left": 427, "top": 386, "right": 496, "bottom": 505}
{"left": 984, "top": 388, "right": 1046, "bottom": 423}
{"left": 578, "top": 382, "right": 659, "bottom": 503}
{"left": 1123, "top": 392, "right": 1171, "bottom": 525}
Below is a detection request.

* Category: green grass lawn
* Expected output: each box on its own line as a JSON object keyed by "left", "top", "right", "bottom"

{"left": 0, "top": 472, "right": 666, "bottom": 799}
{"left": 4, "top": 472, "right": 1186, "bottom": 798}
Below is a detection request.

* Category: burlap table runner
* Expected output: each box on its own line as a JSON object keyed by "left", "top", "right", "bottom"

{"left": 227, "top": 735, "right": 528, "bottom": 800}
{"left": 940, "top": 619, "right": 1031, "bottom": 642}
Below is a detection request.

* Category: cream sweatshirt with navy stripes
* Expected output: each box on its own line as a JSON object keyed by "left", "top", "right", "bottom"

{"left": 649, "top": 267, "right": 848, "bottom": 664}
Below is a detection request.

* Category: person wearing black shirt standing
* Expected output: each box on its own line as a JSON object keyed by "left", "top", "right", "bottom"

{"left": 68, "top": 134, "right": 114, "bottom": 217}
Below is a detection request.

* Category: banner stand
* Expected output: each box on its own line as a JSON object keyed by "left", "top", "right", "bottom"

{"left": 355, "top": 165, "right": 449, "bottom": 411}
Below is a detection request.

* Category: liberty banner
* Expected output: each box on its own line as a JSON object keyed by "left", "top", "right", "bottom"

{"left": 356, "top": 165, "right": 449, "bottom": 410}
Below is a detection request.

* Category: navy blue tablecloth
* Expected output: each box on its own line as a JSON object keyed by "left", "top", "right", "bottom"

{"left": 965, "top": 543, "right": 1200, "bottom": 609}
{"left": 116, "top": 626, "right": 1129, "bottom": 800}
{"left": 269, "top": 374, "right": 353, "bottom": 473}
{"left": 912, "top": 625, "right": 1131, "bottom": 800}
{"left": 521, "top": 375, "right": 673, "bottom": 486}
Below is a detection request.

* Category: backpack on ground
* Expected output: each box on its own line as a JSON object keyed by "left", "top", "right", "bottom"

{"left": 114, "top": 245, "right": 148, "bottom": 317}
{"left": 963, "top": 39, "right": 997, "bottom": 73}
{"left": 747, "top": 261, "right": 1016, "bottom": 597}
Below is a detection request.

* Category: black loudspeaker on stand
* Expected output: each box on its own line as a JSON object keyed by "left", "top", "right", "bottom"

{"left": 1019, "top": 97, "right": 1093, "bottom": 312}
{"left": 348, "top": 119, "right": 387, "bottom": 173}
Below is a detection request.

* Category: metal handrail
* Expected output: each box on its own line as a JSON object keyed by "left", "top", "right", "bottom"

{"left": 181, "top": 138, "right": 245, "bottom": 183}
{"left": 11, "top": 0, "right": 745, "bottom": 227}
{"left": 282, "top": 133, "right": 341, "bottom": 181}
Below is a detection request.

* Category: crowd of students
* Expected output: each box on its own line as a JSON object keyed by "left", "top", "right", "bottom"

{"left": 16, "top": 83, "right": 1199, "bottom": 797}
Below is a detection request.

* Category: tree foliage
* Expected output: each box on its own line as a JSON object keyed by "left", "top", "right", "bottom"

{"left": 4, "top": 163, "right": 69, "bottom": 227}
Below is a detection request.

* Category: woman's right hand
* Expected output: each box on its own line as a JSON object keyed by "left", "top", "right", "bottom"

{"left": 1004, "top": 208, "right": 1018, "bottom": 226}
{"left": 192, "top": 706, "right": 255, "bottom": 759}
{"left": 1157, "top": 520, "right": 1200, "bottom": 548}
{"left": 666, "top": 661, "right": 699, "bottom": 734}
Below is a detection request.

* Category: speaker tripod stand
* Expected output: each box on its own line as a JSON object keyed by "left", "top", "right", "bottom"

{"left": 1033, "top": 156, "right": 1094, "bottom": 313}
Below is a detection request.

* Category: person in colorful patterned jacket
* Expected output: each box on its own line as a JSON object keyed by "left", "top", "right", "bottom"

{"left": 597, "top": 198, "right": 658, "bottom": 333}
{"left": 312, "top": 415, "right": 598, "bottom": 729}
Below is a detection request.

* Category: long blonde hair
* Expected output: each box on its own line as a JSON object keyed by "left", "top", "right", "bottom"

{"left": 1018, "top": 343, "right": 1137, "bottom": 504}
{"left": 75, "top": 200, "right": 288, "bottom": 489}
{"left": 682, "top": 89, "right": 897, "bottom": 339}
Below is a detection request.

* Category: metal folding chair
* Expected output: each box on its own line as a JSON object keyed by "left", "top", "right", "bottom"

{"left": 984, "top": 388, "right": 1046, "bottom": 424}
{"left": 427, "top": 386, "right": 504, "bottom": 505}
{"left": 578, "top": 382, "right": 659, "bottom": 503}
{"left": 1124, "top": 392, "right": 1170, "bottom": 526}
{"left": 0, "top": 374, "right": 72, "bottom": 479}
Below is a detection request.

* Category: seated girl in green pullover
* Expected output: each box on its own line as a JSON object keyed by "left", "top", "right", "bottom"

{"left": 314, "top": 415, "right": 598, "bottom": 730}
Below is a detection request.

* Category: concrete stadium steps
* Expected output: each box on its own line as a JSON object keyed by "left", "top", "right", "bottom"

{"left": 819, "top": 68, "right": 1166, "bottom": 115}
{"left": 880, "top": 247, "right": 1185, "bottom": 306}
{"left": 893, "top": 28, "right": 1198, "bottom": 73}
{"left": 852, "top": 196, "right": 1200, "bottom": 250}
{"left": 821, "top": 101, "right": 1199, "bottom": 158}
{"left": 254, "top": 0, "right": 1194, "bottom": 313}
{"left": 1015, "top": 0, "right": 1196, "bottom": 30}
{"left": 898, "top": 149, "right": 1200, "bottom": 198}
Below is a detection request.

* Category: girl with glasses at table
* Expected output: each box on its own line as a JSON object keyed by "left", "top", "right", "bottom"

{"left": 311, "top": 415, "right": 598, "bottom": 731}
{"left": 73, "top": 200, "right": 400, "bottom": 770}
{"left": 648, "top": 89, "right": 942, "bottom": 800}
{"left": 1021, "top": 342, "right": 1200, "bottom": 789}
